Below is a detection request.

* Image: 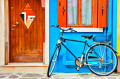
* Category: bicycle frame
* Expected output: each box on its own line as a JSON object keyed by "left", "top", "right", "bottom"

{"left": 54, "top": 31, "right": 86, "bottom": 63}
{"left": 60, "top": 37, "right": 90, "bottom": 63}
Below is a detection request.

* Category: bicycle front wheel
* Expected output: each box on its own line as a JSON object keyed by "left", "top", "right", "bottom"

{"left": 47, "top": 46, "right": 60, "bottom": 77}
{"left": 86, "top": 44, "right": 118, "bottom": 76}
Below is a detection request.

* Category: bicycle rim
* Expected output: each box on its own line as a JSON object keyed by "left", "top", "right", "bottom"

{"left": 47, "top": 47, "right": 60, "bottom": 77}
{"left": 86, "top": 44, "right": 118, "bottom": 76}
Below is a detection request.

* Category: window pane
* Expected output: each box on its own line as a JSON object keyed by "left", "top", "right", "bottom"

{"left": 20, "top": 3, "right": 36, "bottom": 29}
{"left": 67, "top": 0, "right": 77, "bottom": 25}
{"left": 82, "top": 0, "right": 92, "bottom": 25}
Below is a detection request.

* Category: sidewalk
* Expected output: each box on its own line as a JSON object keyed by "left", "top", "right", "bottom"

{"left": 0, "top": 73, "right": 120, "bottom": 79}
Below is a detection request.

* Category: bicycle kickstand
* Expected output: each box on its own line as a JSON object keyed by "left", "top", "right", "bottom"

{"left": 76, "top": 67, "right": 79, "bottom": 71}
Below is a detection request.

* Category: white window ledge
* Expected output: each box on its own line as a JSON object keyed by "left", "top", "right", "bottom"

{"left": 61, "top": 28, "right": 103, "bottom": 32}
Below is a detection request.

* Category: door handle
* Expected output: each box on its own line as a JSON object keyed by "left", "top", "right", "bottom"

{"left": 12, "top": 25, "right": 17, "bottom": 27}
{"left": 12, "top": 28, "right": 14, "bottom": 31}
{"left": 12, "top": 22, "right": 19, "bottom": 30}
{"left": 12, "top": 22, "right": 19, "bottom": 27}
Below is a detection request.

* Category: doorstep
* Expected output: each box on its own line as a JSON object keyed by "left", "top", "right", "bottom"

{"left": 4, "top": 63, "right": 48, "bottom": 67}
{"left": 0, "top": 66, "right": 48, "bottom": 73}
{"left": 0, "top": 63, "right": 48, "bottom": 73}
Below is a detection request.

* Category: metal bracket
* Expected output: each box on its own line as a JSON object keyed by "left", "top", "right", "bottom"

{"left": 59, "top": 1, "right": 61, "bottom": 6}
{"left": 106, "top": 0, "right": 108, "bottom": 8}
{"left": 102, "top": 6, "right": 104, "bottom": 16}
{"left": 63, "top": 6, "right": 65, "bottom": 15}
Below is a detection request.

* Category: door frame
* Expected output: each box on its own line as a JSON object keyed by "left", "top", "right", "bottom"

{"left": 0, "top": 0, "right": 49, "bottom": 66}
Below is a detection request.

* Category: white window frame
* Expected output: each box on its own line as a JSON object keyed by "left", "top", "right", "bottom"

{"left": 21, "top": 12, "right": 26, "bottom": 24}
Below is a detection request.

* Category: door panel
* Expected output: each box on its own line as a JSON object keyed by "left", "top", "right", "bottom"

{"left": 9, "top": 0, "right": 45, "bottom": 62}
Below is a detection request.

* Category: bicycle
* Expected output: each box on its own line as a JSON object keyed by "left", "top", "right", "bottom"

{"left": 47, "top": 25, "right": 118, "bottom": 77}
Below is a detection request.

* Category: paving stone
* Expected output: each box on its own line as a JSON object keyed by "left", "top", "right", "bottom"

{"left": 16, "top": 73, "right": 23, "bottom": 75}
{"left": 20, "top": 78, "right": 37, "bottom": 79}
{"left": 0, "top": 73, "right": 11, "bottom": 75}
{"left": 22, "top": 73, "right": 44, "bottom": 78}
{"left": 107, "top": 77, "right": 117, "bottom": 79}
{"left": 80, "top": 76, "right": 93, "bottom": 79}
{"left": 54, "top": 78, "right": 81, "bottom": 79}
{"left": 0, "top": 76, "right": 6, "bottom": 78}
{"left": 90, "top": 77, "right": 106, "bottom": 79}
{"left": 9, "top": 75, "right": 19, "bottom": 78}
{"left": 40, "top": 78, "right": 50, "bottom": 79}
{"left": 110, "top": 73, "right": 120, "bottom": 76}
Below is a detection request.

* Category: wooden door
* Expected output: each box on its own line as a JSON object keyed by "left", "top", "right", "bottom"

{"left": 9, "top": 0, "right": 45, "bottom": 62}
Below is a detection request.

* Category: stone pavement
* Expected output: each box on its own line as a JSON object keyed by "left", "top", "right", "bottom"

{"left": 0, "top": 73, "right": 120, "bottom": 79}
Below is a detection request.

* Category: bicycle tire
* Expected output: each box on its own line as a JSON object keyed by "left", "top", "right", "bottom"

{"left": 86, "top": 44, "right": 118, "bottom": 76}
{"left": 47, "top": 46, "right": 60, "bottom": 77}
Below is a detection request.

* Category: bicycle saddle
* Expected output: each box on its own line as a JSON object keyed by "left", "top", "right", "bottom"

{"left": 81, "top": 35, "right": 93, "bottom": 39}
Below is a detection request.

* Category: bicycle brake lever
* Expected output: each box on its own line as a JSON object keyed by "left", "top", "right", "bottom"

{"left": 73, "top": 30, "right": 77, "bottom": 32}
{"left": 51, "top": 25, "right": 56, "bottom": 27}
{"left": 70, "top": 28, "right": 77, "bottom": 32}
{"left": 51, "top": 25, "right": 60, "bottom": 28}
{"left": 56, "top": 25, "right": 60, "bottom": 28}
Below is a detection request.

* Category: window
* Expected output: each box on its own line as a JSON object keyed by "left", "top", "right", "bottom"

{"left": 57, "top": 0, "right": 108, "bottom": 28}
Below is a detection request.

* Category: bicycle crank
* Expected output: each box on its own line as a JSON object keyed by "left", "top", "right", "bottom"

{"left": 75, "top": 57, "right": 84, "bottom": 67}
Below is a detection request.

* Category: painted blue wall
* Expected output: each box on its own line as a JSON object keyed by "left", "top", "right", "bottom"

{"left": 49, "top": 0, "right": 117, "bottom": 73}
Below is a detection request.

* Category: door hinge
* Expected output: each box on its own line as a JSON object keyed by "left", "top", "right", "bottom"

{"left": 63, "top": 6, "right": 65, "bottom": 15}
{"left": 102, "top": 6, "right": 104, "bottom": 16}
{"left": 59, "top": 1, "right": 61, "bottom": 6}
{"left": 106, "top": 0, "right": 108, "bottom": 8}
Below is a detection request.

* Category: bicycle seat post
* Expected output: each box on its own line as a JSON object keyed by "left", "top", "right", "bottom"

{"left": 85, "top": 38, "right": 88, "bottom": 42}
{"left": 61, "top": 30, "right": 64, "bottom": 36}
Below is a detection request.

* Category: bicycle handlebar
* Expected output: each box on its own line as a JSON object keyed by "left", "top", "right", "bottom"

{"left": 51, "top": 25, "right": 77, "bottom": 32}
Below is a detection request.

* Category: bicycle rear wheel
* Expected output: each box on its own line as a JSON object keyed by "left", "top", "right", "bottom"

{"left": 86, "top": 44, "right": 118, "bottom": 76}
{"left": 47, "top": 46, "right": 60, "bottom": 77}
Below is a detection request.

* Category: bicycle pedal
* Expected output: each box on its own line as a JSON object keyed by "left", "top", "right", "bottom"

{"left": 76, "top": 67, "right": 79, "bottom": 71}
{"left": 75, "top": 57, "right": 84, "bottom": 67}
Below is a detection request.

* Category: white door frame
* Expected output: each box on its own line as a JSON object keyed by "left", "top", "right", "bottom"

{"left": 0, "top": 0, "right": 49, "bottom": 66}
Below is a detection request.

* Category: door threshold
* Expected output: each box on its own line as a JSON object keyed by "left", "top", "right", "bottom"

{"left": 4, "top": 63, "right": 48, "bottom": 67}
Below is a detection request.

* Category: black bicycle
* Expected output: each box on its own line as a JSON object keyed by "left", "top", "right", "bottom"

{"left": 47, "top": 25, "right": 118, "bottom": 77}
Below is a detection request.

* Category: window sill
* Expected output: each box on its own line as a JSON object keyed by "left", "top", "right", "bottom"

{"left": 61, "top": 28, "right": 103, "bottom": 32}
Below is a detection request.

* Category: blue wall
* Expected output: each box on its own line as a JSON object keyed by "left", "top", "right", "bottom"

{"left": 49, "top": 0, "right": 117, "bottom": 73}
